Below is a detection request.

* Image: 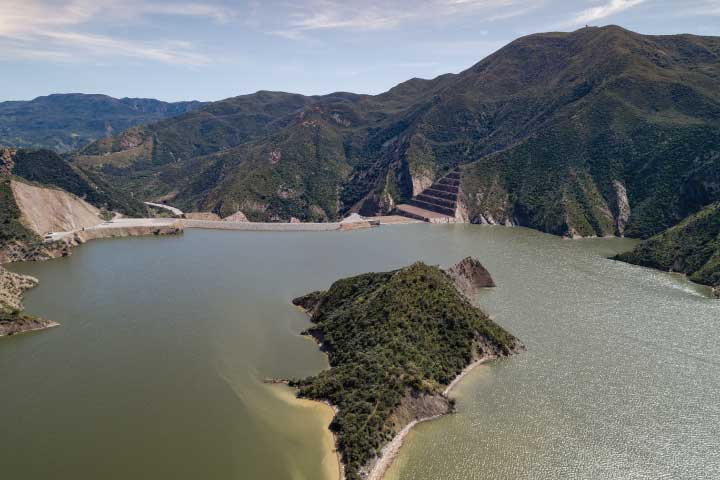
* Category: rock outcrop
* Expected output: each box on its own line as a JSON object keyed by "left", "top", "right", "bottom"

{"left": 222, "top": 211, "right": 249, "bottom": 222}
{"left": 0, "top": 266, "right": 58, "bottom": 337}
{"left": 0, "top": 312, "right": 58, "bottom": 337}
{"left": 612, "top": 180, "right": 631, "bottom": 236}
{"left": 0, "top": 266, "right": 37, "bottom": 311}
{"left": 0, "top": 148, "right": 16, "bottom": 176}
{"left": 446, "top": 256, "right": 496, "bottom": 299}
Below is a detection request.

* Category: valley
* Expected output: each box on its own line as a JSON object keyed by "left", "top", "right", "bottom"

{"left": 2, "top": 21, "right": 720, "bottom": 480}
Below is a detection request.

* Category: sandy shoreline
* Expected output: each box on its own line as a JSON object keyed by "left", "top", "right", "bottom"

{"left": 443, "top": 355, "right": 496, "bottom": 396}
{"left": 293, "top": 293, "right": 498, "bottom": 480}
{"left": 366, "top": 355, "right": 494, "bottom": 480}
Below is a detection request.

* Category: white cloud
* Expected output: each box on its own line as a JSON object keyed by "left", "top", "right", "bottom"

{"left": 569, "top": 0, "right": 648, "bottom": 26}
{"left": 682, "top": 0, "right": 720, "bottom": 16}
{"left": 138, "top": 2, "right": 235, "bottom": 23}
{"left": 270, "top": 0, "right": 541, "bottom": 38}
{"left": 0, "top": 0, "right": 232, "bottom": 65}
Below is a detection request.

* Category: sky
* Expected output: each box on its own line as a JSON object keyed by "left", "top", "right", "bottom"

{"left": 2, "top": 0, "right": 720, "bottom": 102}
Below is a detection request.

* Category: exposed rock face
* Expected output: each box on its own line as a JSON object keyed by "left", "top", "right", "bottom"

{"left": 455, "top": 189, "right": 470, "bottom": 223}
{"left": 613, "top": 180, "right": 631, "bottom": 236}
{"left": 0, "top": 266, "right": 58, "bottom": 337}
{"left": 0, "top": 148, "right": 17, "bottom": 176}
{"left": 292, "top": 291, "right": 325, "bottom": 315}
{"left": 0, "top": 313, "right": 58, "bottom": 337}
{"left": 446, "top": 257, "right": 496, "bottom": 299}
{"left": 713, "top": 286, "right": 719, "bottom": 299}
{"left": 462, "top": 174, "right": 516, "bottom": 227}
{"left": 339, "top": 213, "right": 374, "bottom": 230}
{"left": 411, "top": 172, "right": 434, "bottom": 197}
{"left": 0, "top": 266, "right": 38, "bottom": 311}
{"left": 387, "top": 393, "right": 450, "bottom": 435}
{"left": 0, "top": 239, "right": 73, "bottom": 264}
{"left": 10, "top": 179, "right": 102, "bottom": 235}
{"left": 222, "top": 211, "right": 249, "bottom": 222}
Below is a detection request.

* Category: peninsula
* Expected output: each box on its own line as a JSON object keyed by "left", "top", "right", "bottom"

{"left": 291, "top": 258, "right": 522, "bottom": 479}
{"left": 615, "top": 202, "right": 720, "bottom": 297}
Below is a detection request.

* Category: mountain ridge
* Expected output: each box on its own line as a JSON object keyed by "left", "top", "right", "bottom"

{"left": 62, "top": 26, "right": 720, "bottom": 236}
{"left": 0, "top": 93, "right": 205, "bottom": 153}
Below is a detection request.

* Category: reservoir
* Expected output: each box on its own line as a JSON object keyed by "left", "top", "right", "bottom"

{"left": 3, "top": 225, "right": 719, "bottom": 479}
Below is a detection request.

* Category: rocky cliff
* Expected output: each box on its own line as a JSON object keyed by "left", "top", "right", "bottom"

{"left": 447, "top": 256, "right": 496, "bottom": 298}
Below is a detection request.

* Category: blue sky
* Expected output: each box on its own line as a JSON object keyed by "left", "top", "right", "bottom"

{"left": 2, "top": 0, "right": 719, "bottom": 102}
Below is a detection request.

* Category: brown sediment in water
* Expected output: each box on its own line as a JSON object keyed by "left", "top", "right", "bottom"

{"left": 269, "top": 384, "right": 344, "bottom": 480}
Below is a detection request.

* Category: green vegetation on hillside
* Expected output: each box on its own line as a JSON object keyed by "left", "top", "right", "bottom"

{"left": 615, "top": 203, "right": 720, "bottom": 288}
{"left": 72, "top": 26, "right": 720, "bottom": 235}
{"left": 0, "top": 177, "right": 38, "bottom": 251}
{"left": 0, "top": 94, "right": 204, "bottom": 153}
{"left": 11, "top": 149, "right": 147, "bottom": 217}
{"left": 290, "top": 262, "right": 520, "bottom": 479}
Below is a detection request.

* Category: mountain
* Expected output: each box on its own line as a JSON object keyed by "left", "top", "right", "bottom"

{"left": 72, "top": 26, "right": 720, "bottom": 236}
{"left": 0, "top": 94, "right": 205, "bottom": 153}
{"left": 291, "top": 260, "right": 521, "bottom": 480}
{"left": 615, "top": 202, "right": 720, "bottom": 295}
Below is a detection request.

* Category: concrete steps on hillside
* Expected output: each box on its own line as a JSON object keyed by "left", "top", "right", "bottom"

{"left": 395, "top": 204, "right": 456, "bottom": 224}
{"left": 395, "top": 167, "right": 461, "bottom": 223}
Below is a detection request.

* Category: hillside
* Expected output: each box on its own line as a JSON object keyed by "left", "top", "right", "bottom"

{"left": 0, "top": 94, "right": 204, "bottom": 152}
{"left": 72, "top": 26, "right": 720, "bottom": 236}
{"left": 616, "top": 203, "right": 720, "bottom": 296}
{"left": 8, "top": 149, "right": 147, "bottom": 217}
{"left": 10, "top": 180, "right": 102, "bottom": 235}
{"left": 291, "top": 261, "right": 521, "bottom": 479}
{"left": 0, "top": 148, "right": 144, "bottom": 262}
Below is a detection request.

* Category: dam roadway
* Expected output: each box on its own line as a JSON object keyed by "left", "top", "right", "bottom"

{"left": 45, "top": 215, "right": 420, "bottom": 243}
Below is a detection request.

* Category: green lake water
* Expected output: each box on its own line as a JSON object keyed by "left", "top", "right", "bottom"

{"left": 3, "top": 225, "right": 719, "bottom": 479}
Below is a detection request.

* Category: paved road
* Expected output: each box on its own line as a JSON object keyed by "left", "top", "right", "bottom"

{"left": 144, "top": 202, "right": 184, "bottom": 216}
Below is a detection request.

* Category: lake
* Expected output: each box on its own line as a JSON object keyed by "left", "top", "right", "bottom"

{"left": 3, "top": 224, "right": 719, "bottom": 479}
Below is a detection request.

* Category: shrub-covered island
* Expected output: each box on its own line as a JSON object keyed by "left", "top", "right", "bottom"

{"left": 291, "top": 260, "right": 523, "bottom": 479}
